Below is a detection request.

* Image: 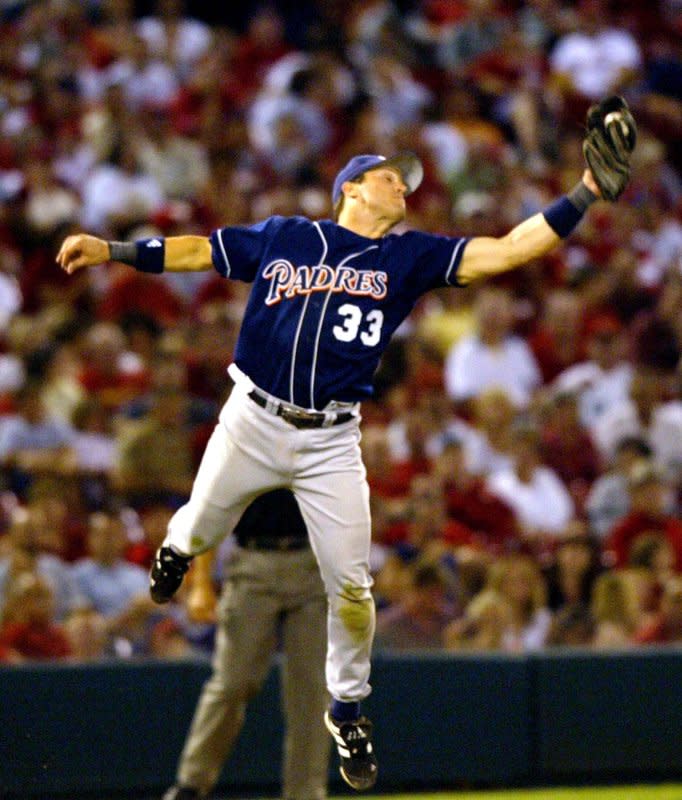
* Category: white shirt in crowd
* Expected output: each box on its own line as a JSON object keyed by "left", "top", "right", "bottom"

{"left": 553, "top": 361, "right": 633, "bottom": 430}
{"left": 80, "top": 164, "right": 165, "bottom": 234}
{"left": 550, "top": 28, "right": 642, "bottom": 100}
{"left": 444, "top": 334, "right": 542, "bottom": 408}
{"left": 486, "top": 465, "right": 575, "bottom": 535}
{"left": 136, "top": 16, "right": 213, "bottom": 70}
{"left": 594, "top": 398, "right": 682, "bottom": 480}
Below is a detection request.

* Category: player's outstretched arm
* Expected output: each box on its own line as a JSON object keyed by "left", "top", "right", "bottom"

{"left": 57, "top": 234, "right": 213, "bottom": 275}
{"left": 457, "top": 96, "right": 636, "bottom": 285}
{"left": 456, "top": 170, "right": 600, "bottom": 285}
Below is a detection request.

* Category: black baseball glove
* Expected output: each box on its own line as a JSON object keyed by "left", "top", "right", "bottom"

{"left": 582, "top": 95, "right": 637, "bottom": 202}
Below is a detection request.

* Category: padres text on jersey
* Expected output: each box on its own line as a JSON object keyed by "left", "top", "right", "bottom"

{"left": 211, "top": 216, "right": 468, "bottom": 410}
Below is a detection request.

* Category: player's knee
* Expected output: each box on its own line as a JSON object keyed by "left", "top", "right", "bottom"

{"left": 337, "top": 583, "right": 375, "bottom": 642}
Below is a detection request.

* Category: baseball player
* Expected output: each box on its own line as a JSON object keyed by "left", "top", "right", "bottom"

{"left": 164, "top": 489, "right": 329, "bottom": 800}
{"left": 57, "top": 96, "right": 635, "bottom": 792}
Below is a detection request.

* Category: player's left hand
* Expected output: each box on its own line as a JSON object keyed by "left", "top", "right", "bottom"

{"left": 582, "top": 95, "right": 637, "bottom": 202}
{"left": 56, "top": 234, "right": 110, "bottom": 274}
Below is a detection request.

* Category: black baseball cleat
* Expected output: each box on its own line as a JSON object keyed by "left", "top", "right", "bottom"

{"left": 324, "top": 710, "right": 378, "bottom": 791}
{"left": 149, "top": 546, "right": 193, "bottom": 604}
{"left": 161, "top": 785, "right": 200, "bottom": 800}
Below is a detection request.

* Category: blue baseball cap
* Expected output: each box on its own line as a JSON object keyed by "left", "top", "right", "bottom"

{"left": 331, "top": 152, "right": 424, "bottom": 208}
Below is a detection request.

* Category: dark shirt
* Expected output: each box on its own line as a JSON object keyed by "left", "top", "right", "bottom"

{"left": 234, "top": 489, "right": 309, "bottom": 548}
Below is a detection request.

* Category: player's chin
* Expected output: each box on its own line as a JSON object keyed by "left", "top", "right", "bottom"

{"left": 389, "top": 203, "right": 406, "bottom": 225}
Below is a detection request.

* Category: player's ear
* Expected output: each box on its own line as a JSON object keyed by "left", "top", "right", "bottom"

{"left": 342, "top": 180, "right": 360, "bottom": 201}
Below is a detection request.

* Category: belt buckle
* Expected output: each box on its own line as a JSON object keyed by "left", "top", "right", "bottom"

{"left": 280, "top": 406, "right": 323, "bottom": 429}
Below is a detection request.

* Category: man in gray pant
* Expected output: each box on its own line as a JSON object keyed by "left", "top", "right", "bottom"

{"left": 164, "top": 489, "right": 329, "bottom": 800}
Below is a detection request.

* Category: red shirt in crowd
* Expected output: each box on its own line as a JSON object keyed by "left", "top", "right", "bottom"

{"left": 0, "top": 622, "right": 72, "bottom": 660}
{"left": 607, "top": 512, "right": 682, "bottom": 570}
{"left": 444, "top": 478, "right": 518, "bottom": 553}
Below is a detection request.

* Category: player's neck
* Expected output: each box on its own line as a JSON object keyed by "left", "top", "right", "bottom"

{"left": 336, "top": 209, "right": 395, "bottom": 239}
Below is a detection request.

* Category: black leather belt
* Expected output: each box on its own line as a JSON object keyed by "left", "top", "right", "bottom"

{"left": 248, "top": 390, "right": 355, "bottom": 429}
{"left": 238, "top": 536, "right": 309, "bottom": 552}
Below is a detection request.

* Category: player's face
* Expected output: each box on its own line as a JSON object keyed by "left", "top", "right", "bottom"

{"left": 359, "top": 166, "right": 408, "bottom": 225}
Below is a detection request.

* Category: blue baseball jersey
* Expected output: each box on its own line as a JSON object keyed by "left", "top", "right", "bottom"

{"left": 210, "top": 216, "right": 468, "bottom": 410}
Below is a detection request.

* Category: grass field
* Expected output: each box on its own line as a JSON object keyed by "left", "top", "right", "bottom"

{"left": 380, "top": 788, "right": 682, "bottom": 800}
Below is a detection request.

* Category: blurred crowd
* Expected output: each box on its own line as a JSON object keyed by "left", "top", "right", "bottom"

{"left": 0, "top": 0, "right": 681, "bottom": 662}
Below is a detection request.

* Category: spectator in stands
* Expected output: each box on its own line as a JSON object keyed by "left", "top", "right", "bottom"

{"left": 444, "top": 588, "right": 509, "bottom": 652}
{"left": 646, "top": 356, "right": 682, "bottom": 484}
{"left": 553, "top": 315, "right": 633, "bottom": 432}
{"left": 444, "top": 288, "right": 541, "bottom": 410}
{"left": 27, "top": 476, "right": 90, "bottom": 562}
{"left": 126, "top": 501, "right": 176, "bottom": 570}
{"left": 375, "top": 561, "right": 456, "bottom": 651}
{"left": 486, "top": 421, "right": 575, "bottom": 547}
{"left": 432, "top": 436, "right": 518, "bottom": 555}
{"left": 71, "top": 512, "right": 148, "bottom": 617}
{"left": 247, "top": 63, "right": 332, "bottom": 179}
{"left": 482, "top": 554, "right": 552, "bottom": 652}
{"left": 401, "top": 474, "right": 475, "bottom": 555}
{"left": 97, "top": 262, "right": 186, "bottom": 327}
{"left": 385, "top": 405, "right": 434, "bottom": 479}
{"left": 465, "top": 388, "right": 515, "bottom": 477}
{"left": 606, "top": 460, "right": 682, "bottom": 569}
{"left": 385, "top": 388, "right": 441, "bottom": 464}
{"left": 634, "top": 576, "right": 682, "bottom": 645}
{"left": 132, "top": 107, "right": 209, "bottom": 201}
{"left": 63, "top": 607, "right": 110, "bottom": 661}
{"left": 0, "top": 381, "right": 75, "bottom": 495}
{"left": 78, "top": 322, "right": 149, "bottom": 411}
{"left": 529, "top": 289, "right": 586, "bottom": 383}
{"left": 111, "top": 32, "right": 180, "bottom": 112}
{"left": 113, "top": 386, "right": 195, "bottom": 505}
{"left": 590, "top": 570, "right": 638, "bottom": 649}
{"left": 592, "top": 366, "right": 672, "bottom": 465}
{"left": 22, "top": 162, "right": 80, "bottom": 240}
{"left": 64, "top": 388, "right": 111, "bottom": 465}
{"left": 148, "top": 615, "right": 196, "bottom": 659}
{"left": 415, "top": 285, "right": 476, "bottom": 361}
{"left": 363, "top": 53, "right": 432, "bottom": 134}
{"left": 183, "top": 302, "right": 240, "bottom": 405}
{"left": 546, "top": 604, "right": 596, "bottom": 648}
{"left": 585, "top": 435, "right": 652, "bottom": 541}
{"left": 79, "top": 138, "right": 165, "bottom": 235}
{"left": 629, "top": 531, "right": 677, "bottom": 590}
{"left": 40, "top": 341, "right": 87, "bottom": 427}
{"left": 549, "top": 0, "right": 642, "bottom": 103}
{"left": 0, "top": 571, "right": 72, "bottom": 661}
{"left": 543, "top": 522, "right": 602, "bottom": 615}
{"left": 433, "top": 0, "right": 505, "bottom": 73}
{"left": 0, "top": 505, "right": 84, "bottom": 622}
{"left": 361, "top": 424, "right": 419, "bottom": 502}
{"left": 71, "top": 512, "right": 158, "bottom": 653}
{"left": 540, "top": 389, "right": 600, "bottom": 512}
{"left": 372, "top": 475, "right": 464, "bottom": 610}
{"left": 136, "top": 0, "right": 213, "bottom": 76}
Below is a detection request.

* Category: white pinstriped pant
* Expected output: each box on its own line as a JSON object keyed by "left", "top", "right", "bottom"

{"left": 166, "top": 368, "right": 374, "bottom": 703}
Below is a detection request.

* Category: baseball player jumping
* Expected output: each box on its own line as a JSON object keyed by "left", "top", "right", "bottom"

{"left": 57, "top": 97, "right": 635, "bottom": 792}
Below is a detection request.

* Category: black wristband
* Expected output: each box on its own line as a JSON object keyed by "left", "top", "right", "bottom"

{"left": 107, "top": 239, "right": 165, "bottom": 272}
{"left": 567, "top": 181, "right": 598, "bottom": 213}
{"left": 108, "top": 241, "right": 137, "bottom": 265}
{"left": 543, "top": 182, "right": 597, "bottom": 239}
{"left": 135, "top": 238, "right": 165, "bottom": 273}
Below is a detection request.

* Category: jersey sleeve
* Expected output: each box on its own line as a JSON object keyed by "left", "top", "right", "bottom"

{"left": 210, "top": 216, "right": 287, "bottom": 281}
{"left": 397, "top": 230, "right": 470, "bottom": 294}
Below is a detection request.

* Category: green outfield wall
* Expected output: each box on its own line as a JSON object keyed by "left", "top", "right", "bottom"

{"left": 2, "top": 649, "right": 682, "bottom": 798}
